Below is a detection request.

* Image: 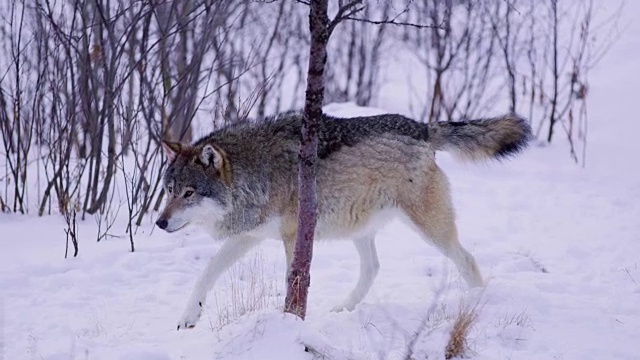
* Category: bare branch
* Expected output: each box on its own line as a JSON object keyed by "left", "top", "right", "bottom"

{"left": 344, "top": 16, "right": 444, "bottom": 30}
{"left": 328, "top": 0, "right": 363, "bottom": 35}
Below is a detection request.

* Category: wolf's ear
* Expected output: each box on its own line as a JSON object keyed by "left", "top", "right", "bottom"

{"left": 200, "top": 144, "right": 224, "bottom": 170}
{"left": 161, "top": 141, "right": 181, "bottom": 162}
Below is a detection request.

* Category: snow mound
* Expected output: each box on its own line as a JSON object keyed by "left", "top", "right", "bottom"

{"left": 213, "top": 309, "right": 365, "bottom": 360}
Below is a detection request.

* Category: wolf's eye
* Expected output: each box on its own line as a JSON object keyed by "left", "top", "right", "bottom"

{"left": 184, "top": 190, "right": 194, "bottom": 198}
{"left": 167, "top": 186, "right": 173, "bottom": 193}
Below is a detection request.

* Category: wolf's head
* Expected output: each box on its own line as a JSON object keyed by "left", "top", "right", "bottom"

{"left": 156, "top": 141, "right": 232, "bottom": 233}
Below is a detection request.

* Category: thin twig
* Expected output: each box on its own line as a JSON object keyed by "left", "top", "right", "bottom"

{"left": 624, "top": 268, "right": 637, "bottom": 286}
{"left": 344, "top": 16, "right": 445, "bottom": 30}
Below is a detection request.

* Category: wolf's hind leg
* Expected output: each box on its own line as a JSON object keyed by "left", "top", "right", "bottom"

{"left": 413, "top": 212, "right": 484, "bottom": 288}
{"left": 282, "top": 234, "right": 295, "bottom": 282}
{"left": 331, "top": 234, "right": 380, "bottom": 312}
{"left": 177, "top": 236, "right": 262, "bottom": 330}
{"left": 427, "top": 226, "right": 484, "bottom": 288}
{"left": 280, "top": 217, "right": 297, "bottom": 284}
{"left": 403, "top": 169, "right": 484, "bottom": 288}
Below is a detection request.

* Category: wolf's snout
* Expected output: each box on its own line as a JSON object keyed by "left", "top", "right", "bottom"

{"left": 156, "top": 218, "right": 168, "bottom": 230}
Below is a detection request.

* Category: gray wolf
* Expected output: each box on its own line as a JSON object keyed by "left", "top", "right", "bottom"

{"left": 156, "top": 110, "right": 531, "bottom": 329}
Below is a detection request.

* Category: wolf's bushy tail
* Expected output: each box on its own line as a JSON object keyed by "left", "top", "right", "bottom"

{"left": 427, "top": 114, "right": 531, "bottom": 161}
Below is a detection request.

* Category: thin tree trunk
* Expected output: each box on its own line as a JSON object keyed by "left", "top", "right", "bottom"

{"left": 284, "top": 0, "right": 329, "bottom": 320}
{"left": 547, "top": 0, "right": 559, "bottom": 142}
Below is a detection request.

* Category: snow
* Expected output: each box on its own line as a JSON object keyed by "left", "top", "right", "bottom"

{"left": 3, "top": 4, "right": 640, "bottom": 360}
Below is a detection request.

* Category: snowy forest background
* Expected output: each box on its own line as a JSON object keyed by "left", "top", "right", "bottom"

{"left": 2, "top": 1, "right": 639, "bottom": 359}
{"left": 0, "top": 0, "right": 618, "bottom": 232}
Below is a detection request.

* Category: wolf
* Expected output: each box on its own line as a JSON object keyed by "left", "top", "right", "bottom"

{"left": 156, "top": 110, "right": 531, "bottom": 329}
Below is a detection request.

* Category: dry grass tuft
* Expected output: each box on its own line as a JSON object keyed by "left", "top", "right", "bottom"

{"left": 494, "top": 310, "right": 533, "bottom": 329}
{"left": 209, "top": 249, "right": 282, "bottom": 332}
{"left": 444, "top": 303, "right": 479, "bottom": 359}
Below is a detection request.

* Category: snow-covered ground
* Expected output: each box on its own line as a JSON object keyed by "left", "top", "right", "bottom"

{"left": 3, "top": 4, "right": 640, "bottom": 360}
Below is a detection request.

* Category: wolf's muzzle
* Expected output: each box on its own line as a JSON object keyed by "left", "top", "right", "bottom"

{"left": 156, "top": 218, "right": 168, "bottom": 230}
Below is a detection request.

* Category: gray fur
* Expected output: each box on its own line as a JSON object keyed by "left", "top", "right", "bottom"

{"left": 428, "top": 114, "right": 532, "bottom": 161}
{"left": 195, "top": 111, "right": 430, "bottom": 160}
{"left": 157, "top": 110, "right": 531, "bottom": 329}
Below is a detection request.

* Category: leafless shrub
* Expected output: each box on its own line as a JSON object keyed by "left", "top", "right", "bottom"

{"left": 243, "top": 0, "right": 307, "bottom": 117}
{"left": 0, "top": 0, "right": 272, "bottom": 233}
{"left": 396, "top": 0, "right": 619, "bottom": 164}
{"left": 120, "top": 157, "right": 140, "bottom": 253}
{"left": 0, "top": 3, "right": 38, "bottom": 214}
{"left": 0, "top": 194, "right": 7, "bottom": 212}
{"left": 94, "top": 185, "right": 119, "bottom": 243}
{"left": 62, "top": 199, "right": 80, "bottom": 258}
{"left": 514, "top": 0, "right": 619, "bottom": 165}
{"left": 399, "top": 1, "right": 503, "bottom": 123}
{"left": 324, "top": 3, "right": 391, "bottom": 106}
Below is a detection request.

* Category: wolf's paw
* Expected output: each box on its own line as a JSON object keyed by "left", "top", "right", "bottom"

{"left": 176, "top": 301, "right": 202, "bottom": 330}
{"left": 330, "top": 302, "right": 356, "bottom": 313}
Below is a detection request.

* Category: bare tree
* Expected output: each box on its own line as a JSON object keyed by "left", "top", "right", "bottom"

{"left": 285, "top": 0, "right": 375, "bottom": 320}
{"left": 285, "top": 0, "right": 439, "bottom": 320}
{"left": 284, "top": 0, "right": 332, "bottom": 320}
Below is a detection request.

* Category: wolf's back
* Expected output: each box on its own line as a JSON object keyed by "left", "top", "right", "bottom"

{"left": 427, "top": 114, "right": 531, "bottom": 161}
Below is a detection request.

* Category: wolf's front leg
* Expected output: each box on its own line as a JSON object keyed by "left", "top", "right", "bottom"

{"left": 177, "top": 236, "right": 262, "bottom": 330}
{"left": 332, "top": 235, "right": 380, "bottom": 312}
